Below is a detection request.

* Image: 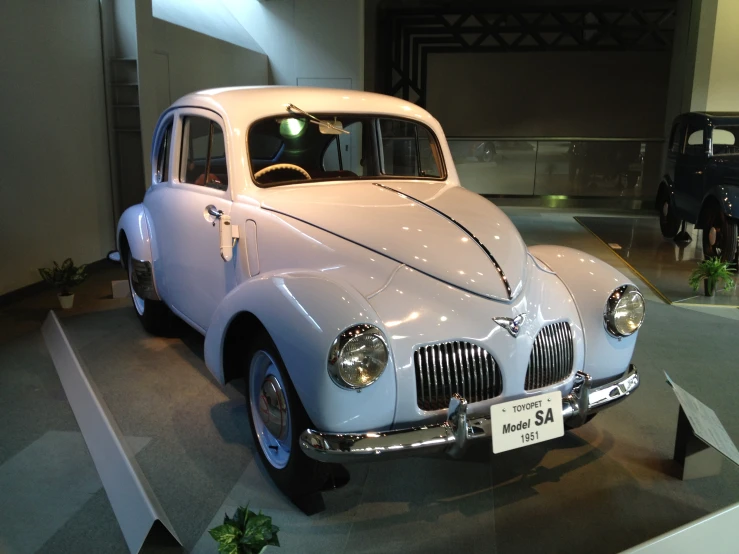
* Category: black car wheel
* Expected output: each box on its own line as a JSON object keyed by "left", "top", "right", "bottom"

{"left": 658, "top": 196, "right": 681, "bottom": 239}
{"left": 127, "top": 251, "right": 173, "bottom": 335}
{"left": 702, "top": 208, "right": 738, "bottom": 262}
{"left": 246, "top": 332, "right": 328, "bottom": 499}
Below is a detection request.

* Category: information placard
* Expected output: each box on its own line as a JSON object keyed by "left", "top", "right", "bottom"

{"left": 666, "top": 373, "right": 739, "bottom": 467}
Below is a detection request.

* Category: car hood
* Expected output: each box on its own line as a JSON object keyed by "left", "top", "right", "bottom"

{"left": 260, "top": 181, "right": 527, "bottom": 301}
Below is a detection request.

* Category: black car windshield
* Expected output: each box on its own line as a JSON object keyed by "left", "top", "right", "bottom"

{"left": 713, "top": 126, "right": 739, "bottom": 156}
{"left": 248, "top": 114, "right": 444, "bottom": 187}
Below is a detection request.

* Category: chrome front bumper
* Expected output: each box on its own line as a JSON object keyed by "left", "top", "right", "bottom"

{"left": 299, "top": 365, "right": 639, "bottom": 463}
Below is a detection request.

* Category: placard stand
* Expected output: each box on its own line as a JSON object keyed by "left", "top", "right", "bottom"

{"left": 673, "top": 406, "right": 724, "bottom": 480}
{"left": 666, "top": 373, "right": 739, "bottom": 481}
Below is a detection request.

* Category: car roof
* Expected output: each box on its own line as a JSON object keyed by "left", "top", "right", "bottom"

{"left": 694, "top": 111, "right": 739, "bottom": 118}
{"left": 170, "top": 86, "right": 438, "bottom": 126}
{"left": 679, "top": 111, "right": 739, "bottom": 124}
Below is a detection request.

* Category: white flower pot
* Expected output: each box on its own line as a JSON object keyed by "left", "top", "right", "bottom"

{"left": 58, "top": 293, "right": 74, "bottom": 309}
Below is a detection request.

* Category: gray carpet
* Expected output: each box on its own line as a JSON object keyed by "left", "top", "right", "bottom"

{"left": 3, "top": 220, "right": 739, "bottom": 553}
{"left": 38, "top": 299, "right": 739, "bottom": 554}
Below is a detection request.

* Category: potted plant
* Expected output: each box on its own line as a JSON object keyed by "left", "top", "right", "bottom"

{"left": 688, "top": 256, "right": 736, "bottom": 297}
{"left": 38, "top": 258, "right": 88, "bottom": 309}
{"left": 209, "top": 505, "right": 280, "bottom": 554}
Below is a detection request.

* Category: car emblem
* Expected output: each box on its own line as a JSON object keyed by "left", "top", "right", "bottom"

{"left": 493, "top": 314, "right": 526, "bottom": 338}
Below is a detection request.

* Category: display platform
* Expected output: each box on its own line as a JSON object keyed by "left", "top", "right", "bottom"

{"left": 576, "top": 216, "right": 739, "bottom": 307}
{"left": 39, "top": 300, "right": 739, "bottom": 554}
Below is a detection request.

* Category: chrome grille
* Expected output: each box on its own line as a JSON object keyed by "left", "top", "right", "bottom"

{"left": 525, "top": 322, "right": 574, "bottom": 391}
{"left": 414, "top": 342, "right": 503, "bottom": 411}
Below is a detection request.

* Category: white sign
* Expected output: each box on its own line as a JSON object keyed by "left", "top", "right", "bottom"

{"left": 666, "top": 373, "right": 739, "bottom": 467}
{"left": 490, "top": 391, "right": 564, "bottom": 454}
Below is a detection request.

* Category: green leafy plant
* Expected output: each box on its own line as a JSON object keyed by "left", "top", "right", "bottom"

{"left": 38, "top": 258, "right": 88, "bottom": 296}
{"left": 688, "top": 256, "right": 736, "bottom": 295}
{"left": 209, "top": 505, "right": 280, "bottom": 554}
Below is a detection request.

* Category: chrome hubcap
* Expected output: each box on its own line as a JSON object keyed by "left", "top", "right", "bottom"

{"left": 259, "top": 375, "right": 288, "bottom": 440}
{"left": 249, "top": 350, "right": 291, "bottom": 469}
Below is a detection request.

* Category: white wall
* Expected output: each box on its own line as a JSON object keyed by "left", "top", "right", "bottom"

{"left": 153, "top": 0, "right": 365, "bottom": 89}
{"left": 0, "top": 0, "right": 114, "bottom": 295}
{"left": 152, "top": 0, "right": 265, "bottom": 54}
{"left": 693, "top": 0, "right": 739, "bottom": 111}
{"left": 151, "top": 19, "right": 270, "bottom": 106}
{"left": 255, "top": 0, "right": 364, "bottom": 89}
{"left": 135, "top": 0, "right": 270, "bottom": 191}
{"left": 112, "top": 0, "right": 139, "bottom": 58}
{"left": 137, "top": 0, "right": 361, "bottom": 185}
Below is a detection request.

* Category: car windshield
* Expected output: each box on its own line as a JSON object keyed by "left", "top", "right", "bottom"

{"left": 248, "top": 114, "right": 444, "bottom": 187}
{"left": 713, "top": 126, "right": 739, "bottom": 156}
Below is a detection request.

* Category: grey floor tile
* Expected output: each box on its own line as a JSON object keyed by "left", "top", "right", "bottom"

{"left": 342, "top": 455, "right": 497, "bottom": 554}
{"left": 0, "top": 431, "right": 148, "bottom": 554}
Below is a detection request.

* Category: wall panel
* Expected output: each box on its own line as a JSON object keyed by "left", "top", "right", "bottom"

{"left": 0, "top": 0, "right": 114, "bottom": 294}
{"left": 426, "top": 51, "right": 670, "bottom": 138}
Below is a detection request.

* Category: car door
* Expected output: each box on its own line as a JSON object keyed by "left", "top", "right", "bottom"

{"left": 145, "top": 108, "right": 236, "bottom": 332}
{"left": 673, "top": 120, "right": 707, "bottom": 220}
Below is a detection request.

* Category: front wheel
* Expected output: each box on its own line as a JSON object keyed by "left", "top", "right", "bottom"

{"left": 127, "top": 251, "right": 172, "bottom": 335}
{"left": 658, "top": 195, "right": 681, "bottom": 238}
{"left": 246, "top": 333, "right": 328, "bottom": 498}
{"left": 702, "top": 208, "right": 738, "bottom": 262}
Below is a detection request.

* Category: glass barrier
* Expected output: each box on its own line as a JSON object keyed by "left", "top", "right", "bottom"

{"left": 448, "top": 138, "right": 653, "bottom": 198}
{"left": 451, "top": 140, "right": 537, "bottom": 196}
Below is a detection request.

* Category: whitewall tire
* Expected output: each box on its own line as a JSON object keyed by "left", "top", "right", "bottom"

{"left": 245, "top": 332, "right": 328, "bottom": 498}
{"left": 127, "top": 251, "right": 172, "bottom": 335}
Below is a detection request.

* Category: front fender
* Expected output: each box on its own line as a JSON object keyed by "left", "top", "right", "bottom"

{"left": 528, "top": 245, "right": 639, "bottom": 383}
{"left": 702, "top": 185, "right": 739, "bottom": 222}
{"left": 656, "top": 175, "right": 675, "bottom": 210}
{"left": 204, "top": 271, "right": 397, "bottom": 433}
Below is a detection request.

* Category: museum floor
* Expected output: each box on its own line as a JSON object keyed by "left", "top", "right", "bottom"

{"left": 2, "top": 207, "right": 739, "bottom": 554}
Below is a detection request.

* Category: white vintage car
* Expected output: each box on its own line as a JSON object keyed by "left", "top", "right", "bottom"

{"left": 118, "top": 86, "right": 643, "bottom": 499}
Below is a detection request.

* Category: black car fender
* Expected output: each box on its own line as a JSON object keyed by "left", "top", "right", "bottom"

{"left": 696, "top": 185, "right": 739, "bottom": 228}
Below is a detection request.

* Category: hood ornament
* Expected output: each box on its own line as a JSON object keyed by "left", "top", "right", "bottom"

{"left": 493, "top": 314, "right": 526, "bottom": 338}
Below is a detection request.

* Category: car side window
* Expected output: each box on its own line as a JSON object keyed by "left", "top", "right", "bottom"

{"left": 684, "top": 126, "right": 704, "bottom": 156}
{"left": 712, "top": 127, "right": 739, "bottom": 155}
{"left": 179, "top": 116, "right": 229, "bottom": 191}
{"left": 155, "top": 121, "right": 172, "bottom": 183}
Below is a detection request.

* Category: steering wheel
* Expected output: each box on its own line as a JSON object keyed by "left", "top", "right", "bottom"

{"left": 254, "top": 163, "right": 311, "bottom": 181}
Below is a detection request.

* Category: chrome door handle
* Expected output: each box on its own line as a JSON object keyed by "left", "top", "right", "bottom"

{"left": 206, "top": 205, "right": 223, "bottom": 219}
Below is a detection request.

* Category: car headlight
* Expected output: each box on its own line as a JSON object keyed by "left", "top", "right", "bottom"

{"left": 604, "top": 284, "right": 645, "bottom": 337}
{"left": 328, "top": 324, "right": 388, "bottom": 389}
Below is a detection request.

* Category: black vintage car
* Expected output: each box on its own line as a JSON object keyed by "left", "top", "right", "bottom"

{"left": 657, "top": 112, "right": 739, "bottom": 260}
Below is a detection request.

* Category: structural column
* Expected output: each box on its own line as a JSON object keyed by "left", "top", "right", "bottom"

{"left": 667, "top": 0, "right": 739, "bottom": 120}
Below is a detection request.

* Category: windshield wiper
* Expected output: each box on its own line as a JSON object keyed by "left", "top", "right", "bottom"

{"left": 286, "top": 103, "right": 349, "bottom": 134}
